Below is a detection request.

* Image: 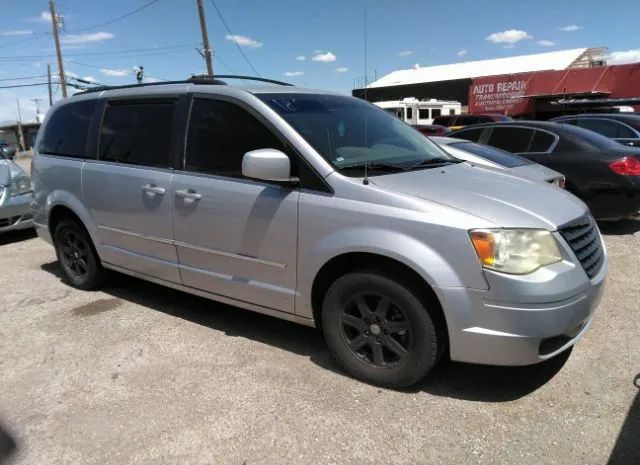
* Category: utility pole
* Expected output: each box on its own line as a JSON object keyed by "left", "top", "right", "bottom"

{"left": 47, "top": 64, "right": 53, "bottom": 106}
{"left": 31, "top": 98, "right": 43, "bottom": 123}
{"left": 196, "top": 0, "right": 214, "bottom": 76}
{"left": 16, "top": 99, "right": 25, "bottom": 151}
{"left": 49, "top": 1, "right": 67, "bottom": 98}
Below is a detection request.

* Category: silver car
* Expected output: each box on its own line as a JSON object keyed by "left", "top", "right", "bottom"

{"left": 0, "top": 151, "right": 33, "bottom": 232}
{"left": 431, "top": 136, "right": 566, "bottom": 187}
{"left": 31, "top": 79, "right": 607, "bottom": 387}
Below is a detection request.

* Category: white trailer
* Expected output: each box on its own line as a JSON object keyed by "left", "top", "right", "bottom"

{"left": 374, "top": 97, "right": 462, "bottom": 125}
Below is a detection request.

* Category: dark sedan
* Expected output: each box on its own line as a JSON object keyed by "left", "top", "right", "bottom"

{"left": 550, "top": 113, "right": 640, "bottom": 148}
{"left": 450, "top": 121, "right": 640, "bottom": 220}
{"left": 411, "top": 124, "right": 451, "bottom": 137}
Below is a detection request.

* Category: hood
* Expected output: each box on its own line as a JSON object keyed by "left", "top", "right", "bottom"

{"left": 510, "top": 163, "right": 563, "bottom": 183}
{"left": 370, "top": 163, "right": 587, "bottom": 229}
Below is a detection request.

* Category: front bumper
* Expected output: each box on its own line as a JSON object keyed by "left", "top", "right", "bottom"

{"left": 435, "top": 232, "right": 607, "bottom": 366}
{"left": 0, "top": 192, "right": 33, "bottom": 232}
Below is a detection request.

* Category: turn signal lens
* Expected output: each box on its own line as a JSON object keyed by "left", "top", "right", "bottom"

{"left": 609, "top": 156, "right": 640, "bottom": 176}
{"left": 469, "top": 229, "right": 562, "bottom": 275}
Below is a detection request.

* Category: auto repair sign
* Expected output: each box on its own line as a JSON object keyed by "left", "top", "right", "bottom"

{"left": 469, "top": 74, "right": 533, "bottom": 115}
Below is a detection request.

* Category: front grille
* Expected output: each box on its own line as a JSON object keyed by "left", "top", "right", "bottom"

{"left": 559, "top": 215, "right": 604, "bottom": 279}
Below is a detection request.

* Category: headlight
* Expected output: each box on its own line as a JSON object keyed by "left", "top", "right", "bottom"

{"left": 469, "top": 229, "right": 562, "bottom": 275}
{"left": 10, "top": 175, "right": 32, "bottom": 196}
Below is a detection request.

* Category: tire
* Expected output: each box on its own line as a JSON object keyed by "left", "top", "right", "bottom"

{"left": 321, "top": 272, "right": 441, "bottom": 388}
{"left": 53, "top": 219, "right": 105, "bottom": 290}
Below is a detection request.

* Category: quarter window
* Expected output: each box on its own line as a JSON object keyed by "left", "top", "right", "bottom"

{"left": 577, "top": 119, "right": 621, "bottom": 139}
{"left": 487, "top": 127, "right": 534, "bottom": 153}
{"left": 185, "top": 98, "right": 287, "bottom": 177}
{"left": 99, "top": 100, "right": 176, "bottom": 168}
{"left": 39, "top": 100, "right": 95, "bottom": 158}
{"left": 529, "top": 130, "right": 556, "bottom": 152}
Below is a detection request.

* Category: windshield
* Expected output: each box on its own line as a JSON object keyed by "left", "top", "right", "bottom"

{"left": 449, "top": 141, "right": 533, "bottom": 167}
{"left": 257, "top": 93, "right": 453, "bottom": 172}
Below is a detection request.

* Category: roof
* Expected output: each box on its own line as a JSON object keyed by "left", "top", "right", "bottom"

{"left": 368, "top": 48, "right": 593, "bottom": 88}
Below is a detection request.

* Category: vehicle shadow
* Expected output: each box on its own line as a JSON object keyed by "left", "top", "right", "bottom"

{"left": 41, "top": 261, "right": 568, "bottom": 402}
{"left": 598, "top": 217, "right": 640, "bottom": 236}
{"left": 0, "top": 228, "right": 36, "bottom": 246}
{"left": 607, "top": 375, "right": 640, "bottom": 465}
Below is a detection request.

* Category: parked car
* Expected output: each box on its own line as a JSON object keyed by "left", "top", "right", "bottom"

{"left": 432, "top": 113, "right": 512, "bottom": 130}
{"left": 0, "top": 140, "right": 17, "bottom": 160}
{"left": 450, "top": 121, "right": 640, "bottom": 220}
{"left": 0, "top": 150, "right": 33, "bottom": 232}
{"left": 411, "top": 124, "right": 451, "bottom": 137}
{"left": 32, "top": 77, "right": 606, "bottom": 388}
{"left": 431, "top": 136, "right": 565, "bottom": 187}
{"left": 550, "top": 114, "right": 640, "bottom": 148}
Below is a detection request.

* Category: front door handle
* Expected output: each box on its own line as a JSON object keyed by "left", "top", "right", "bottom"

{"left": 175, "top": 189, "right": 202, "bottom": 200}
{"left": 142, "top": 184, "right": 165, "bottom": 195}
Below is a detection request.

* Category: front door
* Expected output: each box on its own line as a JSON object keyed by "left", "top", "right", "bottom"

{"left": 171, "top": 97, "right": 298, "bottom": 313}
{"left": 83, "top": 98, "right": 180, "bottom": 283}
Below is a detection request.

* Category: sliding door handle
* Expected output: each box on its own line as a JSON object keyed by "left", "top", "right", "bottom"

{"left": 175, "top": 189, "right": 202, "bottom": 200}
{"left": 142, "top": 184, "right": 165, "bottom": 195}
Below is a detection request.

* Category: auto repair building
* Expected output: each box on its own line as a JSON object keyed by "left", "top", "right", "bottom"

{"left": 353, "top": 47, "right": 640, "bottom": 119}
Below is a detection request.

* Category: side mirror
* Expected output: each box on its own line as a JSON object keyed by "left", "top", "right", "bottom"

{"left": 242, "top": 149, "right": 299, "bottom": 183}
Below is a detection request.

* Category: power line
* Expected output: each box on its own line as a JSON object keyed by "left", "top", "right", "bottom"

{"left": 208, "top": 0, "right": 260, "bottom": 77}
{"left": 66, "top": 59, "right": 170, "bottom": 82}
{"left": 0, "top": 44, "right": 195, "bottom": 61}
{"left": 0, "top": 35, "right": 41, "bottom": 49}
{"left": 0, "top": 82, "right": 57, "bottom": 89}
{"left": 65, "top": 0, "right": 162, "bottom": 33}
{"left": 0, "top": 74, "right": 49, "bottom": 82}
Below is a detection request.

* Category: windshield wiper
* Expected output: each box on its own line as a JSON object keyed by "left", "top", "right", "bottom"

{"left": 407, "top": 157, "right": 462, "bottom": 170}
{"left": 338, "top": 162, "right": 408, "bottom": 172}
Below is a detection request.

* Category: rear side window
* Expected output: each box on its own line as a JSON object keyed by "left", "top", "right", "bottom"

{"left": 577, "top": 119, "right": 622, "bottom": 138}
{"left": 529, "top": 130, "right": 556, "bottom": 152}
{"left": 185, "top": 98, "right": 287, "bottom": 177}
{"left": 99, "top": 100, "right": 176, "bottom": 168}
{"left": 450, "top": 127, "right": 483, "bottom": 142}
{"left": 39, "top": 100, "right": 95, "bottom": 157}
{"left": 487, "top": 127, "right": 534, "bottom": 153}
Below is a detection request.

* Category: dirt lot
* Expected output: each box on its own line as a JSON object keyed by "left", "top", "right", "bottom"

{"left": 1, "top": 220, "right": 639, "bottom": 465}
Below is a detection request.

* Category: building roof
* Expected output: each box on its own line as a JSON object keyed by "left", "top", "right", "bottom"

{"left": 368, "top": 48, "right": 603, "bottom": 88}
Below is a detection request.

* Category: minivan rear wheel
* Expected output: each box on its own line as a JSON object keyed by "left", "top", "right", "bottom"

{"left": 322, "top": 272, "right": 441, "bottom": 388}
{"left": 53, "top": 219, "right": 105, "bottom": 290}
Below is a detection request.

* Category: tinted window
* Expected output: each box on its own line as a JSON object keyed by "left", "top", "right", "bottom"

{"left": 529, "top": 130, "right": 556, "bottom": 152}
{"left": 39, "top": 100, "right": 95, "bottom": 157}
{"left": 615, "top": 123, "right": 637, "bottom": 138}
{"left": 449, "top": 141, "right": 532, "bottom": 167}
{"left": 577, "top": 119, "right": 621, "bottom": 138}
{"left": 186, "top": 98, "right": 287, "bottom": 177}
{"left": 450, "top": 127, "right": 483, "bottom": 142}
{"left": 458, "top": 116, "right": 480, "bottom": 125}
{"left": 406, "top": 107, "right": 413, "bottom": 119}
{"left": 487, "top": 127, "right": 534, "bottom": 152}
{"left": 99, "top": 100, "right": 175, "bottom": 168}
{"left": 432, "top": 109, "right": 441, "bottom": 118}
{"left": 557, "top": 124, "right": 622, "bottom": 150}
{"left": 418, "top": 109, "right": 429, "bottom": 120}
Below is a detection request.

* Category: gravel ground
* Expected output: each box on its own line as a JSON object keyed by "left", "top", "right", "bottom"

{"left": 0, "top": 220, "right": 638, "bottom": 465}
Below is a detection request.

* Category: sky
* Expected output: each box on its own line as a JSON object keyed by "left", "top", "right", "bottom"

{"left": 1, "top": 0, "right": 639, "bottom": 123}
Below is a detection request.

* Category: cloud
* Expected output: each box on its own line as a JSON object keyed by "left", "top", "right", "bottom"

{"left": 312, "top": 51, "right": 336, "bottom": 62}
{"left": 26, "top": 11, "right": 53, "bottom": 23}
{"left": 606, "top": 49, "right": 640, "bottom": 65}
{"left": 295, "top": 55, "right": 306, "bottom": 61}
{"left": 398, "top": 50, "right": 413, "bottom": 57}
{"left": 100, "top": 68, "right": 129, "bottom": 77}
{"left": 335, "top": 67, "right": 348, "bottom": 73}
{"left": 81, "top": 76, "right": 98, "bottom": 83}
{"left": 284, "top": 71, "right": 304, "bottom": 76}
{"left": 537, "top": 40, "right": 556, "bottom": 47}
{"left": 143, "top": 77, "right": 162, "bottom": 83}
{"left": 64, "top": 70, "right": 78, "bottom": 78}
{"left": 486, "top": 29, "right": 533, "bottom": 44}
{"left": 503, "top": 44, "right": 516, "bottom": 49}
{"left": 457, "top": 49, "right": 468, "bottom": 57}
{"left": 559, "top": 25, "right": 581, "bottom": 32}
{"left": 225, "top": 34, "right": 262, "bottom": 48}
{"left": 60, "top": 32, "right": 115, "bottom": 45}
{"left": 0, "top": 30, "right": 33, "bottom": 37}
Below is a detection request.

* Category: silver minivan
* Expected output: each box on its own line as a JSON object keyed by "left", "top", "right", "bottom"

{"left": 31, "top": 78, "right": 607, "bottom": 387}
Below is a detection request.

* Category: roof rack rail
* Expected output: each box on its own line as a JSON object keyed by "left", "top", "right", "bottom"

{"left": 75, "top": 74, "right": 293, "bottom": 95}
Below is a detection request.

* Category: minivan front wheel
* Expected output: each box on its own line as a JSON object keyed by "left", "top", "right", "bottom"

{"left": 54, "top": 219, "right": 105, "bottom": 290}
{"left": 322, "top": 272, "right": 441, "bottom": 388}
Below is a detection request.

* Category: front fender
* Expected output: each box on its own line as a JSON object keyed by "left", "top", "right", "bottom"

{"left": 295, "top": 227, "right": 487, "bottom": 320}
